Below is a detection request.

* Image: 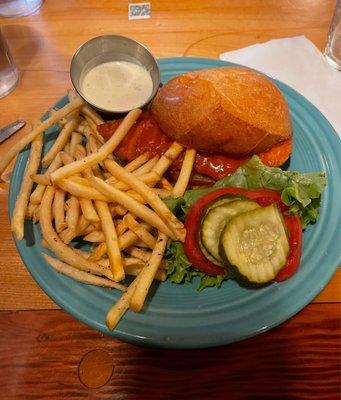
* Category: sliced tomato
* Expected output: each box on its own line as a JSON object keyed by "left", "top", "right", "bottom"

{"left": 183, "top": 187, "right": 290, "bottom": 276}
{"left": 275, "top": 215, "right": 303, "bottom": 281}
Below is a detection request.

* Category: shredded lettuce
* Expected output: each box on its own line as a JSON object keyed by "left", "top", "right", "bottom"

{"left": 164, "top": 156, "right": 326, "bottom": 291}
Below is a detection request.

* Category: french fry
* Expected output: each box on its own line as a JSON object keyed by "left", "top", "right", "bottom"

{"left": 53, "top": 188, "right": 67, "bottom": 233}
{"left": 104, "top": 159, "right": 185, "bottom": 241}
{"left": 172, "top": 148, "right": 196, "bottom": 197}
{"left": 11, "top": 133, "right": 43, "bottom": 240}
{"left": 81, "top": 104, "right": 104, "bottom": 126}
{"left": 132, "top": 155, "right": 159, "bottom": 177}
{"left": 59, "top": 214, "right": 93, "bottom": 244}
{"left": 115, "top": 219, "right": 128, "bottom": 236}
{"left": 30, "top": 153, "right": 63, "bottom": 205}
{"left": 84, "top": 139, "right": 104, "bottom": 176}
{"left": 89, "top": 176, "right": 176, "bottom": 239}
{"left": 123, "top": 214, "right": 156, "bottom": 249}
{"left": 106, "top": 170, "right": 161, "bottom": 191}
{"left": 125, "top": 190, "right": 147, "bottom": 203}
{"left": 87, "top": 222, "right": 153, "bottom": 260}
{"left": 30, "top": 173, "right": 51, "bottom": 185}
{"left": 63, "top": 143, "right": 71, "bottom": 154}
{"left": 130, "top": 232, "right": 168, "bottom": 312}
{"left": 95, "top": 200, "right": 124, "bottom": 282}
{"left": 40, "top": 238, "right": 49, "bottom": 249}
{"left": 43, "top": 254, "right": 125, "bottom": 291}
{"left": 152, "top": 141, "right": 184, "bottom": 176}
{"left": 86, "top": 132, "right": 101, "bottom": 153}
{"left": 123, "top": 266, "right": 166, "bottom": 281}
{"left": 88, "top": 242, "right": 107, "bottom": 261}
{"left": 42, "top": 114, "right": 80, "bottom": 167}
{"left": 0, "top": 96, "right": 84, "bottom": 180}
{"left": 32, "top": 204, "right": 41, "bottom": 223}
{"left": 153, "top": 188, "right": 172, "bottom": 199}
{"left": 72, "top": 247, "right": 90, "bottom": 259}
{"left": 75, "top": 124, "right": 92, "bottom": 137}
{"left": 118, "top": 225, "right": 151, "bottom": 250}
{"left": 69, "top": 131, "right": 82, "bottom": 156}
{"left": 77, "top": 214, "right": 91, "bottom": 233}
{"left": 108, "top": 204, "right": 117, "bottom": 217}
{"left": 124, "top": 247, "right": 168, "bottom": 270}
{"left": 123, "top": 153, "right": 150, "bottom": 173}
{"left": 125, "top": 247, "right": 150, "bottom": 262}
{"left": 102, "top": 171, "right": 112, "bottom": 179}
{"left": 59, "top": 225, "right": 90, "bottom": 244}
{"left": 159, "top": 177, "right": 173, "bottom": 191}
{"left": 97, "top": 259, "right": 166, "bottom": 281}
{"left": 50, "top": 108, "right": 67, "bottom": 127}
{"left": 82, "top": 224, "right": 97, "bottom": 236}
{"left": 57, "top": 178, "right": 111, "bottom": 201}
{"left": 74, "top": 143, "right": 99, "bottom": 178}
{"left": 98, "top": 257, "right": 143, "bottom": 268}
{"left": 26, "top": 202, "right": 38, "bottom": 219}
{"left": 30, "top": 186, "right": 47, "bottom": 205}
{"left": 45, "top": 239, "right": 92, "bottom": 261}
{"left": 39, "top": 186, "right": 112, "bottom": 279}
{"left": 65, "top": 195, "right": 80, "bottom": 232}
{"left": 79, "top": 198, "right": 99, "bottom": 223}
{"left": 59, "top": 150, "right": 74, "bottom": 166}
{"left": 75, "top": 143, "right": 87, "bottom": 157}
{"left": 92, "top": 221, "right": 102, "bottom": 230}
{"left": 83, "top": 230, "right": 104, "bottom": 242}
{"left": 134, "top": 240, "right": 149, "bottom": 248}
{"left": 50, "top": 109, "right": 142, "bottom": 183}
{"left": 68, "top": 176, "right": 94, "bottom": 187}
{"left": 103, "top": 152, "right": 150, "bottom": 185}
{"left": 84, "top": 115, "right": 105, "bottom": 144}
{"left": 60, "top": 151, "right": 99, "bottom": 221}
{"left": 106, "top": 275, "right": 141, "bottom": 330}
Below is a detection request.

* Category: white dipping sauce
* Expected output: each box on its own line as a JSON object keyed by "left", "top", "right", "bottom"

{"left": 81, "top": 61, "right": 153, "bottom": 111}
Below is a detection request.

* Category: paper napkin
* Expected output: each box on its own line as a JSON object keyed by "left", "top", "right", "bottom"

{"left": 220, "top": 36, "right": 341, "bottom": 135}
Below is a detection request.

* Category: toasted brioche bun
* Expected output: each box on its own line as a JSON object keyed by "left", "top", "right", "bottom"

{"left": 151, "top": 67, "right": 292, "bottom": 156}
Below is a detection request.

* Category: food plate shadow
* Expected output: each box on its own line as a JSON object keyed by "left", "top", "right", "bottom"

{"left": 23, "top": 219, "right": 35, "bottom": 247}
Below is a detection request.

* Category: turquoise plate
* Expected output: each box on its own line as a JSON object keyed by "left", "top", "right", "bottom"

{"left": 8, "top": 57, "right": 341, "bottom": 349}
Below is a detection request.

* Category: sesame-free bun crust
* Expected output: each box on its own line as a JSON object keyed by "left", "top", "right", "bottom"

{"left": 151, "top": 67, "right": 292, "bottom": 156}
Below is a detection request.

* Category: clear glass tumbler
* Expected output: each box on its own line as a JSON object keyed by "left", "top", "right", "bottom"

{"left": 0, "top": 29, "right": 19, "bottom": 99}
{"left": 0, "top": 0, "right": 43, "bottom": 17}
{"left": 325, "top": 1, "right": 341, "bottom": 70}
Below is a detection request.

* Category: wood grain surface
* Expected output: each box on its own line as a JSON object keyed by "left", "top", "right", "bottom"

{"left": 0, "top": 1, "right": 340, "bottom": 398}
{"left": 0, "top": 0, "right": 339, "bottom": 310}
{"left": 0, "top": 304, "right": 340, "bottom": 399}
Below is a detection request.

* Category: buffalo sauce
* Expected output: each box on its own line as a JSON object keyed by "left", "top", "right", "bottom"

{"left": 98, "top": 111, "right": 171, "bottom": 160}
{"left": 98, "top": 111, "right": 252, "bottom": 181}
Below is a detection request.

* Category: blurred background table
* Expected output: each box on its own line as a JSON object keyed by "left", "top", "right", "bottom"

{"left": 0, "top": 1, "right": 339, "bottom": 398}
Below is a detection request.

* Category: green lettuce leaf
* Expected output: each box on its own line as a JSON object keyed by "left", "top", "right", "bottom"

{"left": 164, "top": 156, "right": 326, "bottom": 290}
{"left": 165, "top": 241, "right": 229, "bottom": 291}
{"left": 165, "top": 156, "right": 326, "bottom": 227}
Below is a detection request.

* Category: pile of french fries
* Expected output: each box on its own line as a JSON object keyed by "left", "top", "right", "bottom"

{"left": 2, "top": 90, "right": 197, "bottom": 330}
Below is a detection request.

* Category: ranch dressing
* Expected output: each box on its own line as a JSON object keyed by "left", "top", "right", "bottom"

{"left": 81, "top": 61, "right": 153, "bottom": 111}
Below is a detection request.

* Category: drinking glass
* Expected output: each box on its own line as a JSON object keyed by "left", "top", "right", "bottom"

{"left": 0, "top": 0, "right": 43, "bottom": 17}
{"left": 325, "top": 1, "right": 341, "bottom": 70}
{"left": 0, "top": 28, "right": 19, "bottom": 99}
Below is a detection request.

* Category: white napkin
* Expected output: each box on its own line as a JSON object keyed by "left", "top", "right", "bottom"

{"left": 220, "top": 36, "right": 341, "bottom": 136}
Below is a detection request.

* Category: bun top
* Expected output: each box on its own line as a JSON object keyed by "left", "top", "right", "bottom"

{"left": 151, "top": 67, "right": 292, "bottom": 156}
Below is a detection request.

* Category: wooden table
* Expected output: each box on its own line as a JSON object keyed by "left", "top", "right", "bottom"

{"left": 0, "top": 1, "right": 340, "bottom": 398}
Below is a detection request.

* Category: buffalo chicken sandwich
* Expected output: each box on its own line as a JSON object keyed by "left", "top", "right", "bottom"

{"left": 98, "top": 67, "right": 292, "bottom": 185}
